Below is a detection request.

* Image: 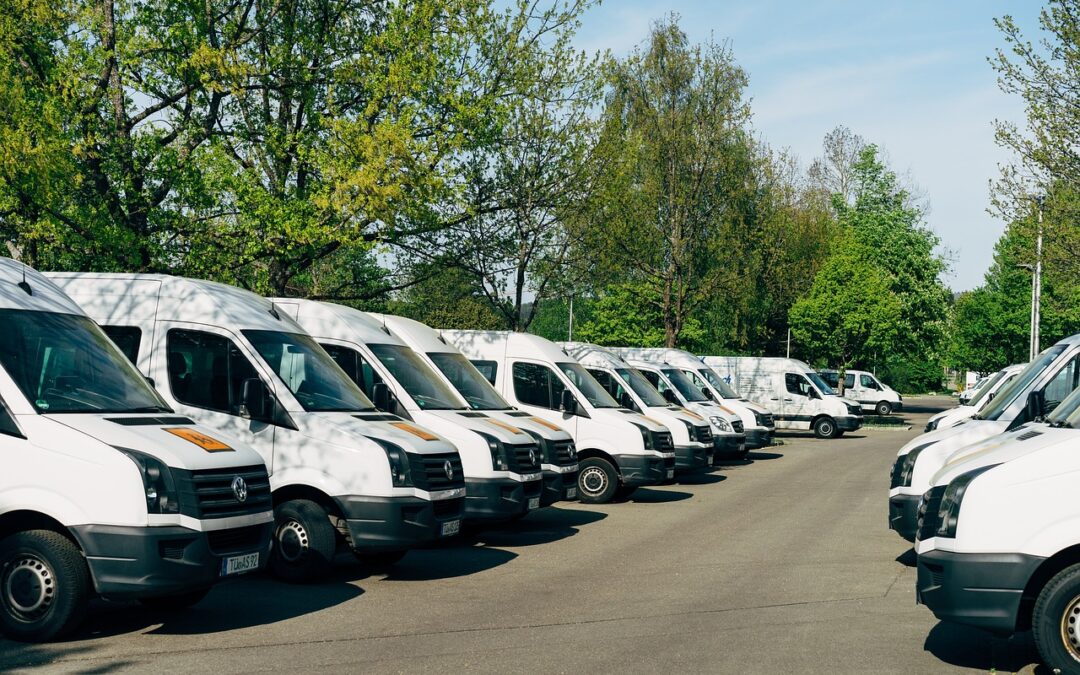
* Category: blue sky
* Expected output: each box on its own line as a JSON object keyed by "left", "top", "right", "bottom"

{"left": 573, "top": 1, "right": 1044, "bottom": 291}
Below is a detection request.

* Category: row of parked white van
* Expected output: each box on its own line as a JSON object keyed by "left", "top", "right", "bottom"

{"left": 0, "top": 258, "right": 883, "bottom": 643}
{"left": 886, "top": 341, "right": 1080, "bottom": 673}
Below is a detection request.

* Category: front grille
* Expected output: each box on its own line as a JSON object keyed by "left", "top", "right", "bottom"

{"left": 651, "top": 430, "right": 674, "bottom": 451}
{"left": 432, "top": 497, "right": 464, "bottom": 519}
{"left": 889, "top": 455, "right": 907, "bottom": 489}
{"left": 159, "top": 539, "right": 190, "bottom": 560}
{"left": 506, "top": 442, "right": 542, "bottom": 473}
{"left": 407, "top": 452, "right": 465, "bottom": 491}
{"left": 207, "top": 525, "right": 264, "bottom": 554}
{"left": 923, "top": 562, "right": 945, "bottom": 587}
{"left": 917, "top": 486, "right": 947, "bottom": 541}
{"left": 177, "top": 465, "right": 272, "bottom": 519}
{"left": 755, "top": 411, "right": 775, "bottom": 428}
{"left": 693, "top": 425, "right": 714, "bottom": 444}
{"left": 731, "top": 420, "right": 744, "bottom": 434}
{"left": 552, "top": 440, "right": 576, "bottom": 465}
{"left": 846, "top": 403, "right": 863, "bottom": 416}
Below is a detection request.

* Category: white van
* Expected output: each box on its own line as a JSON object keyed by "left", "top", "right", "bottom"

{"left": 924, "top": 364, "right": 1025, "bottom": 433}
{"left": 274, "top": 301, "right": 546, "bottom": 522}
{"left": 958, "top": 375, "right": 989, "bottom": 405}
{"left": 610, "top": 348, "right": 774, "bottom": 449}
{"left": 915, "top": 386, "right": 1080, "bottom": 673}
{"left": 371, "top": 313, "right": 579, "bottom": 506}
{"left": 0, "top": 261, "right": 272, "bottom": 641}
{"left": 48, "top": 274, "right": 466, "bottom": 582}
{"left": 703, "top": 356, "right": 863, "bottom": 439}
{"left": 817, "top": 369, "right": 902, "bottom": 416}
{"left": 888, "top": 335, "right": 1080, "bottom": 542}
{"left": 442, "top": 331, "right": 676, "bottom": 503}
{"left": 620, "top": 358, "right": 747, "bottom": 460}
{"left": 560, "top": 343, "right": 715, "bottom": 471}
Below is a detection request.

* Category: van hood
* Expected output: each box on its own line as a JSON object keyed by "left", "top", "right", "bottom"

{"left": 736, "top": 398, "right": 769, "bottom": 414}
{"left": 312, "top": 412, "right": 458, "bottom": 456}
{"left": 931, "top": 423, "right": 1070, "bottom": 487}
{"left": 491, "top": 411, "right": 573, "bottom": 442}
{"left": 898, "top": 419, "right": 977, "bottom": 456}
{"left": 423, "top": 409, "right": 536, "bottom": 444}
{"left": 603, "top": 408, "right": 669, "bottom": 432}
{"left": 46, "top": 414, "right": 264, "bottom": 471}
{"left": 929, "top": 405, "right": 976, "bottom": 429}
{"left": 668, "top": 406, "right": 712, "bottom": 427}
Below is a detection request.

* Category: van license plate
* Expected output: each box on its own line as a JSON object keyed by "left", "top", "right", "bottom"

{"left": 528, "top": 497, "right": 540, "bottom": 510}
{"left": 566, "top": 487, "right": 577, "bottom": 499}
{"left": 666, "top": 469, "right": 675, "bottom": 479}
{"left": 221, "top": 552, "right": 259, "bottom": 576}
{"left": 441, "top": 519, "right": 461, "bottom": 537}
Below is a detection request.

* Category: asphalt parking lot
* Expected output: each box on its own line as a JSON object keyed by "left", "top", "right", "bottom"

{"left": 0, "top": 396, "right": 1046, "bottom": 674}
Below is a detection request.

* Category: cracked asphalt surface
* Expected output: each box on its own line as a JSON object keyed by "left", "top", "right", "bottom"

{"left": 0, "top": 396, "right": 1045, "bottom": 673}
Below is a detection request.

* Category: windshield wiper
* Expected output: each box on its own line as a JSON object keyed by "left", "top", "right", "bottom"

{"left": 129, "top": 405, "right": 173, "bottom": 413}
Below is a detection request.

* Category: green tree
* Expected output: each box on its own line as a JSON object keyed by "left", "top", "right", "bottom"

{"left": 573, "top": 283, "right": 705, "bottom": 348}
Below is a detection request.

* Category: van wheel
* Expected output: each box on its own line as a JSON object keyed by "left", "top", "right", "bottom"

{"left": 577, "top": 457, "right": 619, "bottom": 504}
{"left": 354, "top": 550, "right": 407, "bottom": 570}
{"left": 0, "top": 530, "right": 89, "bottom": 642}
{"left": 812, "top": 416, "right": 838, "bottom": 439}
{"left": 1033, "top": 563, "right": 1080, "bottom": 674}
{"left": 138, "top": 587, "right": 211, "bottom": 610}
{"left": 271, "top": 500, "right": 336, "bottom": 583}
{"left": 875, "top": 401, "right": 892, "bottom": 416}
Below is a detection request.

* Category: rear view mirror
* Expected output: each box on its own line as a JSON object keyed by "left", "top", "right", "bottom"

{"left": 240, "top": 378, "right": 270, "bottom": 420}
{"left": 372, "top": 382, "right": 392, "bottom": 412}
{"left": 560, "top": 389, "right": 578, "bottom": 415}
{"left": 1027, "top": 389, "right": 1046, "bottom": 421}
{"left": 662, "top": 389, "right": 679, "bottom": 405}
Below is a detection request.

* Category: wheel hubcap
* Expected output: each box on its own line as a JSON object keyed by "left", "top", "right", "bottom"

{"left": 581, "top": 467, "right": 608, "bottom": 495}
{"left": 3, "top": 556, "right": 55, "bottom": 621}
{"left": 276, "top": 520, "right": 309, "bottom": 563}
{"left": 1061, "top": 593, "right": 1080, "bottom": 660}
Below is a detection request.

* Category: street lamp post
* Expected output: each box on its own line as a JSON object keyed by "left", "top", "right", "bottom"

{"left": 1032, "top": 199, "right": 1043, "bottom": 359}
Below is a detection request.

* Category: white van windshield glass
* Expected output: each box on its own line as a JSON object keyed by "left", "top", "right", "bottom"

{"left": 967, "top": 370, "right": 1007, "bottom": 408}
{"left": 428, "top": 352, "right": 510, "bottom": 410}
{"left": 977, "top": 345, "right": 1068, "bottom": 420}
{"left": 0, "top": 311, "right": 170, "bottom": 414}
{"left": 805, "top": 372, "right": 836, "bottom": 395}
{"left": 244, "top": 330, "right": 375, "bottom": 412}
{"left": 557, "top": 363, "right": 620, "bottom": 408}
{"left": 370, "top": 344, "right": 465, "bottom": 410}
{"left": 1049, "top": 386, "right": 1080, "bottom": 427}
{"left": 662, "top": 368, "right": 709, "bottom": 402}
{"left": 616, "top": 368, "right": 668, "bottom": 407}
{"left": 697, "top": 367, "right": 739, "bottom": 398}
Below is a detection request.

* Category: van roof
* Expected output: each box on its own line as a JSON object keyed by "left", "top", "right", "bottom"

{"left": 559, "top": 342, "right": 631, "bottom": 369}
{"left": 369, "top": 313, "right": 453, "bottom": 354}
{"left": 0, "top": 259, "right": 85, "bottom": 316}
{"left": 47, "top": 272, "right": 302, "bottom": 333}
{"left": 270, "top": 299, "right": 405, "bottom": 347}
{"left": 609, "top": 347, "right": 705, "bottom": 370}
{"left": 440, "top": 330, "right": 575, "bottom": 364}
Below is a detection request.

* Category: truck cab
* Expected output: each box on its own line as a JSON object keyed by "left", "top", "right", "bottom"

{"left": 0, "top": 261, "right": 272, "bottom": 641}
{"left": 818, "top": 369, "right": 902, "bottom": 416}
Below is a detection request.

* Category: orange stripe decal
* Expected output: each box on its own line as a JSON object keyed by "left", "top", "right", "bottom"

{"left": 485, "top": 418, "right": 523, "bottom": 434}
{"left": 529, "top": 417, "right": 565, "bottom": 432}
{"left": 164, "top": 428, "right": 233, "bottom": 452}
{"left": 390, "top": 422, "right": 439, "bottom": 441}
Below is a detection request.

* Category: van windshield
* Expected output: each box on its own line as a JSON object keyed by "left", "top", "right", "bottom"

{"left": 244, "top": 330, "right": 375, "bottom": 412}
{"left": 805, "top": 372, "right": 836, "bottom": 395}
{"left": 697, "top": 367, "right": 739, "bottom": 398}
{"left": 558, "top": 362, "right": 620, "bottom": 408}
{"left": 662, "top": 368, "right": 709, "bottom": 402}
{"left": 427, "top": 351, "right": 510, "bottom": 410}
{"left": 1049, "top": 386, "right": 1080, "bottom": 427}
{"left": 370, "top": 343, "right": 466, "bottom": 410}
{"left": 966, "top": 370, "right": 1008, "bottom": 409}
{"left": 977, "top": 345, "right": 1067, "bottom": 421}
{"left": 0, "top": 310, "right": 170, "bottom": 414}
{"left": 615, "top": 368, "right": 668, "bottom": 407}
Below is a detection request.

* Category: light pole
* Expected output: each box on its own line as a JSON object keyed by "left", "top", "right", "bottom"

{"left": 1018, "top": 197, "right": 1045, "bottom": 361}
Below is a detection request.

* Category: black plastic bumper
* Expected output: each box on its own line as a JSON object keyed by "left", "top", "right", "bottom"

{"left": 712, "top": 434, "right": 748, "bottom": 461}
{"left": 674, "top": 444, "right": 713, "bottom": 471}
{"left": 838, "top": 416, "right": 863, "bottom": 431}
{"left": 616, "top": 454, "right": 674, "bottom": 487}
{"left": 464, "top": 477, "right": 543, "bottom": 522}
{"left": 745, "top": 428, "right": 773, "bottom": 449}
{"left": 917, "top": 548, "right": 1045, "bottom": 635}
{"left": 889, "top": 494, "right": 919, "bottom": 542}
{"left": 70, "top": 521, "right": 272, "bottom": 599}
{"left": 336, "top": 494, "right": 464, "bottom": 551}
{"left": 541, "top": 468, "right": 579, "bottom": 506}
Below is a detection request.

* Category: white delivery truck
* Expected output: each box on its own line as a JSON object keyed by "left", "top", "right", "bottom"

{"left": 703, "top": 356, "right": 863, "bottom": 439}
{"left": 0, "top": 260, "right": 272, "bottom": 642}
{"left": 924, "top": 364, "right": 1025, "bottom": 433}
{"left": 560, "top": 343, "right": 715, "bottom": 472}
{"left": 442, "top": 331, "right": 676, "bottom": 503}
{"left": 915, "top": 386, "right": 1080, "bottom": 674}
{"left": 611, "top": 347, "right": 774, "bottom": 449}
{"left": 49, "top": 274, "right": 466, "bottom": 582}
{"left": 371, "top": 313, "right": 579, "bottom": 506}
{"left": 620, "top": 358, "right": 747, "bottom": 460}
{"left": 274, "top": 300, "right": 546, "bottom": 522}
{"left": 888, "top": 335, "right": 1080, "bottom": 542}
{"left": 817, "top": 369, "right": 903, "bottom": 416}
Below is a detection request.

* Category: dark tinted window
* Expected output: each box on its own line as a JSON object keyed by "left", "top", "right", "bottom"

{"left": 322, "top": 343, "right": 384, "bottom": 398}
{"left": 472, "top": 360, "right": 498, "bottom": 385}
{"left": 860, "top": 374, "right": 876, "bottom": 388}
{"left": 512, "top": 362, "right": 565, "bottom": 409}
{"left": 587, "top": 368, "right": 627, "bottom": 400}
{"left": 167, "top": 329, "right": 261, "bottom": 415}
{"left": 102, "top": 325, "right": 141, "bottom": 364}
{"left": 246, "top": 331, "right": 373, "bottom": 412}
{"left": 785, "top": 373, "right": 813, "bottom": 397}
{"left": 819, "top": 372, "right": 838, "bottom": 388}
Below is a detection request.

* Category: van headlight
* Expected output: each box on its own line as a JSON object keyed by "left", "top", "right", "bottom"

{"left": 631, "top": 423, "right": 653, "bottom": 450}
{"left": 370, "top": 438, "right": 411, "bottom": 487}
{"left": 935, "top": 464, "right": 999, "bottom": 538}
{"left": 924, "top": 419, "right": 939, "bottom": 433}
{"left": 897, "top": 442, "right": 933, "bottom": 487}
{"left": 478, "top": 432, "right": 509, "bottom": 470}
{"left": 709, "top": 416, "right": 731, "bottom": 433}
{"left": 117, "top": 448, "right": 179, "bottom": 514}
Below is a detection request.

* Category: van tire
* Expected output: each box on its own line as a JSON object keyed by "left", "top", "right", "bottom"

{"left": 812, "top": 416, "right": 838, "bottom": 439}
{"left": 577, "top": 457, "right": 619, "bottom": 504}
{"left": 138, "top": 587, "right": 211, "bottom": 611}
{"left": 875, "top": 401, "right": 892, "bottom": 416}
{"left": 270, "top": 500, "right": 336, "bottom": 583}
{"left": 0, "top": 530, "right": 89, "bottom": 642}
{"left": 1032, "top": 563, "right": 1080, "bottom": 674}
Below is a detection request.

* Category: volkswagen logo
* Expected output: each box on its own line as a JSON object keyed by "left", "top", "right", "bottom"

{"left": 528, "top": 448, "right": 537, "bottom": 466}
{"left": 231, "top": 476, "right": 248, "bottom": 503}
{"left": 444, "top": 460, "right": 454, "bottom": 481}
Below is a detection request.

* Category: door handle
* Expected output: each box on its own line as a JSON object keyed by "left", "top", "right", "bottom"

{"left": 768, "top": 397, "right": 779, "bottom": 401}
{"left": 783, "top": 398, "right": 793, "bottom": 402}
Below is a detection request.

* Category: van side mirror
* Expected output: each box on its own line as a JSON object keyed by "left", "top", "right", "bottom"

{"left": 240, "top": 378, "right": 270, "bottom": 420}
{"left": 560, "top": 389, "right": 578, "bottom": 415}
{"left": 808, "top": 388, "right": 821, "bottom": 400}
{"left": 1027, "top": 389, "right": 1046, "bottom": 421}
{"left": 661, "top": 389, "right": 679, "bottom": 405}
{"left": 701, "top": 387, "right": 715, "bottom": 400}
{"left": 372, "top": 382, "right": 392, "bottom": 412}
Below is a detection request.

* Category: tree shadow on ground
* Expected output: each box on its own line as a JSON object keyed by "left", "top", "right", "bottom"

{"left": 924, "top": 621, "right": 1041, "bottom": 672}
{"left": 463, "top": 506, "right": 607, "bottom": 548}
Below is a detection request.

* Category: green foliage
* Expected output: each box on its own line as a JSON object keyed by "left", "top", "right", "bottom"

{"left": 386, "top": 263, "right": 504, "bottom": 331}
{"left": 573, "top": 283, "right": 705, "bottom": 348}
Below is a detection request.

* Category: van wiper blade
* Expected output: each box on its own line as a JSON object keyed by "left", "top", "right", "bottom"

{"left": 129, "top": 405, "right": 172, "bottom": 413}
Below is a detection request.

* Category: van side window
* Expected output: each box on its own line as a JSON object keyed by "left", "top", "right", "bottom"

{"left": 587, "top": 368, "right": 626, "bottom": 400}
{"left": 1042, "top": 354, "right": 1080, "bottom": 413}
{"left": 102, "top": 325, "right": 141, "bottom": 364}
{"left": 683, "top": 370, "right": 708, "bottom": 394}
{"left": 860, "top": 374, "right": 876, "bottom": 389}
{"left": 819, "top": 372, "right": 838, "bottom": 388}
{"left": 844, "top": 374, "right": 855, "bottom": 389}
{"left": 320, "top": 343, "right": 383, "bottom": 398}
{"left": 785, "top": 373, "right": 812, "bottom": 397}
{"left": 472, "top": 360, "right": 498, "bottom": 386}
{"left": 640, "top": 370, "right": 667, "bottom": 394}
{"left": 167, "top": 330, "right": 261, "bottom": 414}
{"left": 512, "top": 362, "right": 565, "bottom": 409}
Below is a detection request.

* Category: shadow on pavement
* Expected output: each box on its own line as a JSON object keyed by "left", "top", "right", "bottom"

{"left": 895, "top": 548, "right": 917, "bottom": 567}
{"left": 625, "top": 488, "right": 693, "bottom": 504}
{"left": 0, "top": 641, "right": 106, "bottom": 672}
{"left": 923, "top": 621, "right": 1039, "bottom": 672}
{"left": 465, "top": 506, "right": 607, "bottom": 548}
{"left": 747, "top": 451, "right": 783, "bottom": 460}
{"left": 384, "top": 544, "right": 518, "bottom": 581}
{"left": 677, "top": 472, "right": 727, "bottom": 486}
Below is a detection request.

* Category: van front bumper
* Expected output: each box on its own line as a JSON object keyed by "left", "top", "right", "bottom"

{"left": 917, "top": 549, "right": 1044, "bottom": 635}
{"left": 617, "top": 454, "right": 675, "bottom": 486}
{"left": 464, "top": 477, "right": 543, "bottom": 522}
{"left": 541, "top": 468, "right": 580, "bottom": 506}
{"left": 674, "top": 444, "right": 713, "bottom": 471}
{"left": 712, "top": 434, "right": 748, "bottom": 461}
{"left": 888, "top": 494, "right": 919, "bottom": 542}
{"left": 745, "top": 428, "right": 773, "bottom": 449}
{"left": 838, "top": 415, "right": 863, "bottom": 432}
{"left": 70, "top": 522, "right": 272, "bottom": 599}
{"left": 337, "top": 494, "right": 465, "bottom": 551}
